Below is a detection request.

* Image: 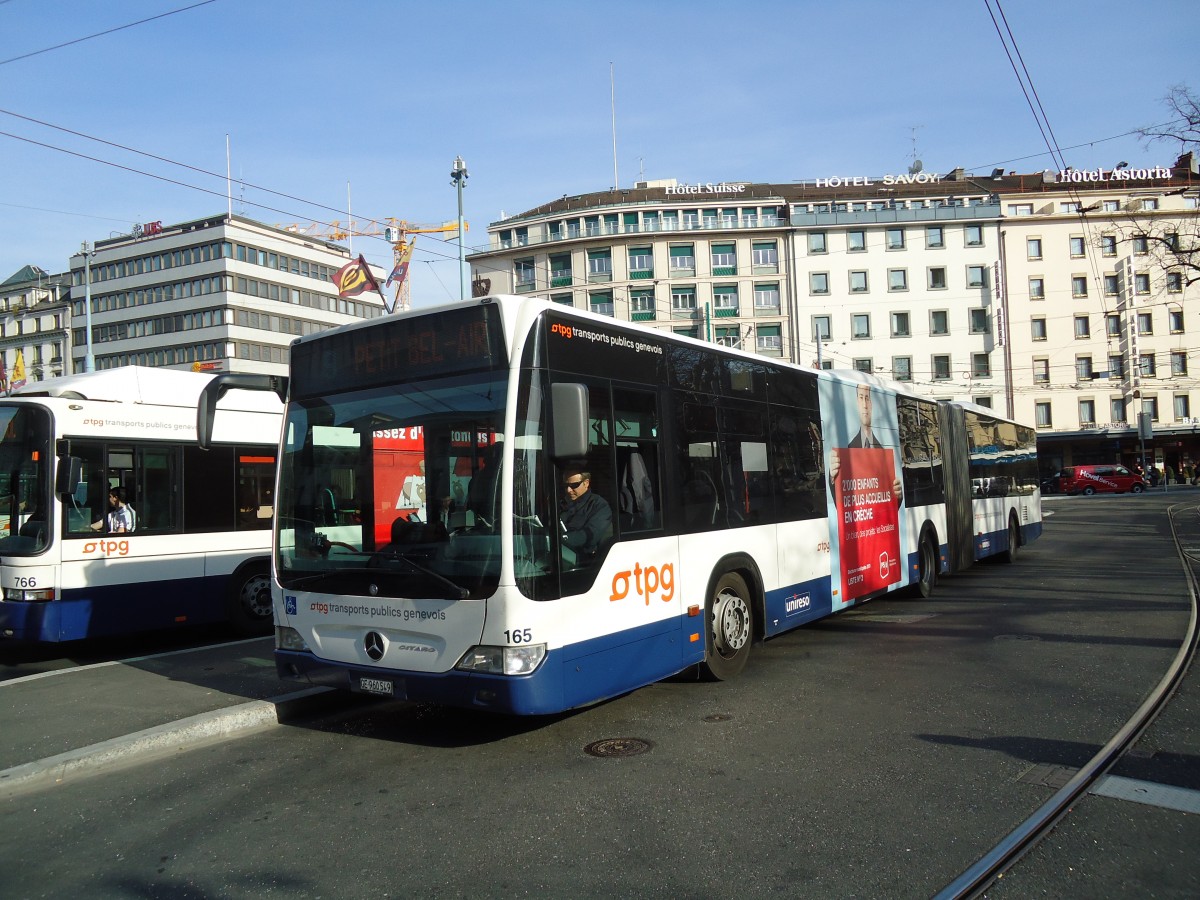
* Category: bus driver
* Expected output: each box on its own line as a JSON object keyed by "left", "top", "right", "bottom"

{"left": 559, "top": 466, "right": 612, "bottom": 561}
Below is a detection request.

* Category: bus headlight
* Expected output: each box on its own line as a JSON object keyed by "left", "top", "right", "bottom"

{"left": 2, "top": 587, "right": 56, "bottom": 602}
{"left": 456, "top": 643, "right": 547, "bottom": 676}
{"left": 275, "top": 626, "right": 310, "bottom": 652}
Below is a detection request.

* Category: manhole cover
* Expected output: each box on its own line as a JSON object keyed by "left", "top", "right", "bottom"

{"left": 584, "top": 737, "right": 653, "bottom": 758}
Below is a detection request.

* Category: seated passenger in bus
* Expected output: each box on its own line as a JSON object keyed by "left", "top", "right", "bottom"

{"left": 559, "top": 465, "right": 612, "bottom": 562}
{"left": 91, "top": 487, "right": 136, "bottom": 533}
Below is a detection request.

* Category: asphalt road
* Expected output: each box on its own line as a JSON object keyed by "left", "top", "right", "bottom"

{"left": 1, "top": 493, "right": 1197, "bottom": 899}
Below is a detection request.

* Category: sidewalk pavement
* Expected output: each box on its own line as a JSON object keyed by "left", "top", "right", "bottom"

{"left": 0, "top": 636, "right": 340, "bottom": 795}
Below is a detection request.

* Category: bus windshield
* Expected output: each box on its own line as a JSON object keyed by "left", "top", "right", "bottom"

{"left": 0, "top": 405, "right": 52, "bottom": 555}
{"left": 276, "top": 370, "right": 510, "bottom": 601}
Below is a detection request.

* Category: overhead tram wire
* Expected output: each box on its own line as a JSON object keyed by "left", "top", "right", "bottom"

{"left": 0, "top": 1, "right": 220, "bottom": 67}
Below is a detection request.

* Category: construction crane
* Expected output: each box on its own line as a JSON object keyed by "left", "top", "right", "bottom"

{"left": 279, "top": 217, "right": 467, "bottom": 312}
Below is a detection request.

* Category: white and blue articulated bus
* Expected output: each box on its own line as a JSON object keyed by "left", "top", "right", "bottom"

{"left": 0, "top": 367, "right": 282, "bottom": 642}
{"left": 199, "top": 295, "right": 1041, "bottom": 714}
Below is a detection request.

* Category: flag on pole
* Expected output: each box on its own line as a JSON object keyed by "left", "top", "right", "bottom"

{"left": 330, "top": 254, "right": 381, "bottom": 299}
{"left": 384, "top": 239, "right": 416, "bottom": 314}
{"left": 11, "top": 350, "right": 26, "bottom": 391}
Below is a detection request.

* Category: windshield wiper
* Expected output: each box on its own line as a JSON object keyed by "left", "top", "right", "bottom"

{"left": 370, "top": 551, "right": 470, "bottom": 600}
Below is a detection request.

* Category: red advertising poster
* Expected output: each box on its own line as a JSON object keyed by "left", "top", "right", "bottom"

{"left": 833, "top": 447, "right": 901, "bottom": 601}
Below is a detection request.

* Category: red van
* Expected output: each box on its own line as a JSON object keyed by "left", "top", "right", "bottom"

{"left": 1057, "top": 464, "right": 1146, "bottom": 495}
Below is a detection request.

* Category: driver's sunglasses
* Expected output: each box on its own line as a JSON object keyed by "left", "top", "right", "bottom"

{"left": 563, "top": 479, "right": 585, "bottom": 490}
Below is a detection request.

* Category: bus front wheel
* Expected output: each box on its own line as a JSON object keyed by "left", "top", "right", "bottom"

{"left": 701, "top": 572, "right": 753, "bottom": 681}
{"left": 228, "top": 563, "right": 273, "bottom": 636}
{"left": 1002, "top": 516, "right": 1020, "bottom": 564}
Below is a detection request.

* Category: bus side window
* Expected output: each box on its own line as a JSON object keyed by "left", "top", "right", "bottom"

{"left": 613, "top": 388, "right": 661, "bottom": 534}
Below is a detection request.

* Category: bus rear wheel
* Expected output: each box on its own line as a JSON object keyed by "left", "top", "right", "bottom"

{"left": 915, "top": 531, "right": 938, "bottom": 598}
{"left": 701, "top": 572, "right": 753, "bottom": 681}
{"left": 228, "top": 563, "right": 273, "bottom": 636}
{"left": 1002, "top": 516, "right": 1020, "bottom": 564}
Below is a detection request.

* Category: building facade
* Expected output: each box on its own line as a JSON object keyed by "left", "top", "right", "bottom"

{"left": 468, "top": 157, "right": 1199, "bottom": 476}
{"left": 67, "top": 214, "right": 387, "bottom": 377}
{"left": 0, "top": 265, "right": 72, "bottom": 388}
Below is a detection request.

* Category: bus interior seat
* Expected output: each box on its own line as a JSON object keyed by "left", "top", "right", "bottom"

{"left": 618, "top": 449, "right": 658, "bottom": 531}
{"left": 682, "top": 470, "right": 720, "bottom": 528}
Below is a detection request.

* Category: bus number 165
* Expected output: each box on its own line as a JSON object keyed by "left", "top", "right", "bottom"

{"left": 504, "top": 628, "right": 533, "bottom": 644}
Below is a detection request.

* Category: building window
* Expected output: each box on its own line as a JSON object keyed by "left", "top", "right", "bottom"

{"left": 1079, "top": 399, "right": 1096, "bottom": 426}
{"left": 930, "top": 310, "right": 949, "bottom": 336}
{"left": 847, "top": 230, "right": 866, "bottom": 252}
{"left": 756, "top": 324, "right": 783, "bottom": 356}
{"left": 1060, "top": 202, "right": 1080, "bottom": 214}
{"left": 969, "top": 308, "right": 989, "bottom": 334}
{"left": 928, "top": 267, "right": 947, "bottom": 290}
{"left": 711, "top": 242, "right": 736, "bottom": 274}
{"left": 589, "top": 291, "right": 614, "bottom": 317}
{"left": 972, "top": 352, "right": 991, "bottom": 378}
{"left": 714, "top": 326, "right": 739, "bottom": 347}
{"left": 1031, "top": 317, "right": 1048, "bottom": 341}
{"left": 751, "top": 241, "right": 778, "bottom": 270}
{"left": 629, "top": 290, "right": 654, "bottom": 318}
{"left": 926, "top": 225, "right": 945, "bottom": 249}
{"left": 1103, "top": 200, "right": 1121, "bottom": 212}
{"left": 1175, "top": 395, "right": 1191, "bottom": 421}
{"left": 966, "top": 265, "right": 988, "bottom": 288}
{"left": 1133, "top": 235, "right": 1149, "bottom": 255}
{"left": 1027, "top": 237, "right": 1043, "bottom": 260}
{"left": 886, "top": 227, "right": 905, "bottom": 250}
{"left": 1008, "top": 203, "right": 1033, "bottom": 216}
{"left": 809, "top": 272, "right": 830, "bottom": 295}
{"left": 1138, "top": 312, "right": 1153, "bottom": 335}
{"left": 514, "top": 258, "right": 536, "bottom": 291}
{"left": 965, "top": 224, "right": 984, "bottom": 247}
{"left": 1101, "top": 234, "right": 1117, "bottom": 256}
{"left": 1076, "top": 356, "right": 1094, "bottom": 380}
{"left": 753, "top": 283, "right": 780, "bottom": 310}
{"left": 974, "top": 396, "right": 994, "bottom": 409}
{"left": 1111, "top": 397, "right": 1126, "bottom": 422}
{"left": 1071, "top": 275, "right": 1088, "bottom": 298}
{"left": 671, "top": 287, "right": 697, "bottom": 312}
{"left": 669, "top": 245, "right": 695, "bottom": 273}
{"left": 1108, "top": 354, "right": 1124, "bottom": 379}
{"left": 1140, "top": 353, "right": 1156, "bottom": 377}
{"left": 853, "top": 358, "right": 873, "bottom": 373}
{"left": 812, "top": 315, "right": 831, "bottom": 341}
{"left": 1170, "top": 309, "right": 1184, "bottom": 333}
{"left": 1106, "top": 314, "right": 1121, "bottom": 337}
{"left": 1036, "top": 401, "right": 1052, "bottom": 428}
{"left": 627, "top": 247, "right": 653, "bottom": 278}
{"left": 1034, "top": 358, "right": 1049, "bottom": 383}
{"left": 1135, "top": 273, "right": 1151, "bottom": 295}
{"left": 849, "top": 270, "right": 868, "bottom": 293}
{"left": 1103, "top": 274, "right": 1120, "bottom": 296}
{"left": 1167, "top": 272, "right": 1184, "bottom": 293}
{"left": 1074, "top": 315, "right": 1090, "bottom": 339}
{"left": 587, "top": 249, "right": 612, "bottom": 279}
{"left": 1172, "top": 351, "right": 1188, "bottom": 376}
{"left": 1029, "top": 277, "right": 1045, "bottom": 300}
{"left": 1142, "top": 197, "right": 1159, "bottom": 211}
{"left": 888, "top": 269, "right": 908, "bottom": 291}
{"left": 1069, "top": 235, "right": 1086, "bottom": 257}
{"left": 713, "top": 285, "right": 738, "bottom": 313}
{"left": 893, "top": 356, "right": 912, "bottom": 381}
{"left": 891, "top": 311, "right": 910, "bottom": 337}
{"left": 808, "top": 232, "right": 827, "bottom": 254}
{"left": 932, "top": 355, "right": 951, "bottom": 380}
{"left": 852, "top": 314, "right": 871, "bottom": 339}
{"left": 1144, "top": 397, "right": 1160, "bottom": 422}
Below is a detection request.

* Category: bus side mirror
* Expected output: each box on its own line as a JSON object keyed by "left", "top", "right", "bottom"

{"left": 198, "top": 373, "right": 288, "bottom": 450}
{"left": 551, "top": 383, "right": 589, "bottom": 460}
{"left": 55, "top": 455, "right": 83, "bottom": 499}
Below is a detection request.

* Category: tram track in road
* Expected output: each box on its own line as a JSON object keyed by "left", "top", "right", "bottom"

{"left": 936, "top": 498, "right": 1200, "bottom": 899}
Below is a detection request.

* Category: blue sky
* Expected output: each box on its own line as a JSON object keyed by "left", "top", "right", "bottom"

{"left": 0, "top": 0, "right": 1194, "bottom": 304}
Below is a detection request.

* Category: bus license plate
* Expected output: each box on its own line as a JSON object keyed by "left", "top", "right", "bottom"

{"left": 357, "top": 676, "right": 395, "bottom": 697}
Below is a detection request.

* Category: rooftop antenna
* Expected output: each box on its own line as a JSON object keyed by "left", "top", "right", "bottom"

{"left": 908, "top": 124, "right": 925, "bottom": 175}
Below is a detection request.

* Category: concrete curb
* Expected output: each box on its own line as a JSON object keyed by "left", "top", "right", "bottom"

{"left": 0, "top": 686, "right": 336, "bottom": 796}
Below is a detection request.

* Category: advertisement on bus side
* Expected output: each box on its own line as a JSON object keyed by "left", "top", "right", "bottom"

{"left": 820, "top": 379, "right": 905, "bottom": 604}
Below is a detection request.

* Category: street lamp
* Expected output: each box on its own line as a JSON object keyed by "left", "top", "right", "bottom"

{"left": 81, "top": 241, "right": 95, "bottom": 372}
{"left": 450, "top": 156, "right": 468, "bottom": 300}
